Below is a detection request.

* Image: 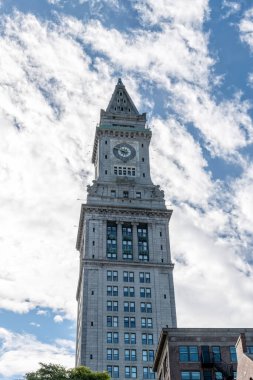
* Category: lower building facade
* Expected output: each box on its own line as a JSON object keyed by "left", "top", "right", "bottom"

{"left": 153, "top": 328, "right": 253, "bottom": 380}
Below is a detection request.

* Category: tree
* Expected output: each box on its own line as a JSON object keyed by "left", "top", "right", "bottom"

{"left": 24, "top": 363, "right": 110, "bottom": 380}
{"left": 25, "top": 363, "right": 67, "bottom": 380}
{"left": 69, "top": 366, "right": 109, "bottom": 380}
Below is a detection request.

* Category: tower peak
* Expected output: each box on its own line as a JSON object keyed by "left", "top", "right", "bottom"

{"left": 105, "top": 78, "right": 139, "bottom": 116}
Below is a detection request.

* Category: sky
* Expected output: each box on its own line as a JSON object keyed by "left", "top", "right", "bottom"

{"left": 0, "top": 0, "right": 253, "bottom": 378}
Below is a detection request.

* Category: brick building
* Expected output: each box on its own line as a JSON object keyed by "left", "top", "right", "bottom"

{"left": 153, "top": 328, "right": 253, "bottom": 380}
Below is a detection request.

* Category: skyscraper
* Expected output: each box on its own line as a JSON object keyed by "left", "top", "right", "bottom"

{"left": 75, "top": 79, "right": 177, "bottom": 379}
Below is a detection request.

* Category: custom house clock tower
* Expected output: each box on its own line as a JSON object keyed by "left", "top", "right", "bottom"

{"left": 75, "top": 79, "right": 177, "bottom": 379}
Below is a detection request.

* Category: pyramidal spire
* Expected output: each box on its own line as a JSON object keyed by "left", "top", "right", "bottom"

{"left": 106, "top": 78, "right": 139, "bottom": 116}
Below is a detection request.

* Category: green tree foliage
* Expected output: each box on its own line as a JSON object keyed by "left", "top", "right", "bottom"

{"left": 24, "top": 363, "right": 110, "bottom": 380}
{"left": 69, "top": 366, "right": 109, "bottom": 380}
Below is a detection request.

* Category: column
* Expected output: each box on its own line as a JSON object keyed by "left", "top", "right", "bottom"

{"left": 116, "top": 221, "right": 123, "bottom": 260}
{"left": 101, "top": 220, "right": 107, "bottom": 259}
{"left": 131, "top": 223, "right": 138, "bottom": 261}
{"left": 148, "top": 223, "right": 154, "bottom": 263}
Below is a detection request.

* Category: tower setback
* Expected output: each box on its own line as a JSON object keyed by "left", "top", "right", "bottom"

{"left": 75, "top": 79, "right": 177, "bottom": 379}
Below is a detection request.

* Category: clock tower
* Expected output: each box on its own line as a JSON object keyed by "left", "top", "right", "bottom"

{"left": 76, "top": 79, "right": 177, "bottom": 379}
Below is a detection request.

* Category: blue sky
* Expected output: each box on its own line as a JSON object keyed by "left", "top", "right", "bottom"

{"left": 0, "top": 0, "right": 253, "bottom": 378}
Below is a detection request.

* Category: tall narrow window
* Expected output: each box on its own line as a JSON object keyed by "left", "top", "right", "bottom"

{"left": 212, "top": 346, "right": 221, "bottom": 362}
{"left": 122, "top": 224, "right": 133, "bottom": 260}
{"left": 107, "top": 222, "right": 117, "bottom": 259}
{"left": 138, "top": 224, "right": 149, "bottom": 261}
{"left": 229, "top": 346, "right": 237, "bottom": 362}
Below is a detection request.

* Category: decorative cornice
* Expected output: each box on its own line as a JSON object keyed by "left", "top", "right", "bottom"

{"left": 82, "top": 258, "right": 174, "bottom": 269}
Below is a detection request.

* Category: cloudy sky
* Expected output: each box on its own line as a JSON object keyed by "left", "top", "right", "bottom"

{"left": 0, "top": 0, "right": 253, "bottom": 378}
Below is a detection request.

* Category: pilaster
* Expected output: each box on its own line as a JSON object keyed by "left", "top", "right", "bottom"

{"left": 116, "top": 221, "right": 123, "bottom": 260}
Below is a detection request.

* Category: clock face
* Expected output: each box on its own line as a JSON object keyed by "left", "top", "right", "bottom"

{"left": 113, "top": 143, "right": 136, "bottom": 162}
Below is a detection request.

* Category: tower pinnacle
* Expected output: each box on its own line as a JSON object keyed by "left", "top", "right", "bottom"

{"left": 105, "top": 78, "right": 139, "bottom": 116}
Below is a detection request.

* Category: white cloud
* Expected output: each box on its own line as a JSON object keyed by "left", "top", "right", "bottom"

{"left": 0, "top": 328, "right": 74, "bottom": 378}
{"left": 30, "top": 322, "right": 41, "bottom": 327}
{"left": 150, "top": 117, "right": 214, "bottom": 207}
{"left": 133, "top": 0, "right": 208, "bottom": 26}
{"left": 172, "top": 204, "right": 253, "bottom": 327}
{"left": 222, "top": 0, "right": 241, "bottom": 19}
{"left": 240, "top": 7, "right": 253, "bottom": 50}
{"left": 69, "top": 15, "right": 253, "bottom": 157}
{"left": 54, "top": 315, "right": 64, "bottom": 323}
{"left": 233, "top": 163, "right": 253, "bottom": 236}
{"left": 36, "top": 309, "right": 48, "bottom": 316}
{"left": 0, "top": 11, "right": 116, "bottom": 318}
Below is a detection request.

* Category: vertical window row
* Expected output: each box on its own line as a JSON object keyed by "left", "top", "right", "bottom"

{"left": 107, "top": 222, "right": 117, "bottom": 259}
{"left": 138, "top": 224, "right": 149, "bottom": 261}
{"left": 122, "top": 224, "right": 133, "bottom": 260}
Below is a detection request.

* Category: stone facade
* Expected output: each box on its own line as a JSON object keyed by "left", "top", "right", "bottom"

{"left": 153, "top": 328, "right": 253, "bottom": 380}
{"left": 236, "top": 333, "right": 253, "bottom": 380}
{"left": 75, "top": 79, "right": 177, "bottom": 379}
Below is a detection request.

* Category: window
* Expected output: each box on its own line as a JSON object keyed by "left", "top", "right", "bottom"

{"left": 143, "top": 350, "right": 148, "bottom": 362}
{"left": 212, "top": 346, "right": 221, "bottom": 362}
{"left": 107, "top": 286, "right": 118, "bottom": 297}
{"left": 179, "top": 346, "right": 199, "bottom": 362}
{"left": 215, "top": 372, "right": 223, "bottom": 380}
{"left": 136, "top": 192, "right": 141, "bottom": 198}
{"left": 143, "top": 367, "right": 155, "bottom": 379}
{"left": 122, "top": 226, "right": 133, "bottom": 260}
{"left": 181, "top": 372, "right": 201, "bottom": 380}
{"left": 107, "top": 222, "right": 117, "bottom": 259}
{"left": 111, "top": 190, "right": 116, "bottom": 197}
{"left": 107, "top": 301, "right": 118, "bottom": 312}
{"left": 123, "top": 191, "right": 129, "bottom": 198}
{"left": 105, "top": 170, "right": 108, "bottom": 175}
{"left": 107, "top": 366, "right": 119, "bottom": 378}
{"left": 139, "top": 272, "right": 151, "bottom": 283}
{"left": 107, "top": 316, "right": 118, "bottom": 327}
{"left": 233, "top": 372, "right": 237, "bottom": 380}
{"left": 107, "top": 332, "right": 119, "bottom": 344}
{"left": 124, "top": 332, "right": 136, "bottom": 344}
{"left": 203, "top": 371, "right": 212, "bottom": 380}
{"left": 123, "top": 241, "right": 133, "bottom": 260}
{"left": 125, "top": 349, "right": 137, "bottom": 361}
{"left": 123, "top": 271, "right": 134, "bottom": 282}
{"left": 114, "top": 166, "right": 136, "bottom": 177}
{"left": 138, "top": 225, "right": 149, "bottom": 261}
{"left": 142, "top": 350, "right": 154, "bottom": 362}
{"left": 124, "top": 287, "right": 135, "bottom": 297}
{"left": 124, "top": 317, "right": 136, "bottom": 328}
{"left": 140, "top": 288, "right": 151, "bottom": 298}
{"left": 107, "top": 348, "right": 119, "bottom": 360}
{"left": 125, "top": 366, "right": 137, "bottom": 378}
{"left": 141, "top": 302, "right": 152, "bottom": 313}
{"left": 124, "top": 302, "right": 135, "bottom": 312}
{"left": 247, "top": 346, "right": 253, "bottom": 354}
{"left": 107, "top": 270, "right": 118, "bottom": 281}
{"left": 142, "top": 333, "right": 153, "bottom": 345}
{"left": 229, "top": 346, "right": 237, "bottom": 362}
{"left": 141, "top": 317, "right": 153, "bottom": 328}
